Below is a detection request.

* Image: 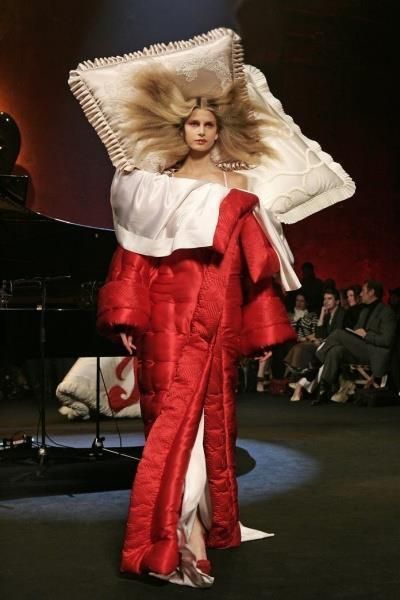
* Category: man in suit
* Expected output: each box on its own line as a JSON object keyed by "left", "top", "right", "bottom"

{"left": 314, "top": 280, "right": 396, "bottom": 403}
{"left": 314, "top": 288, "right": 345, "bottom": 341}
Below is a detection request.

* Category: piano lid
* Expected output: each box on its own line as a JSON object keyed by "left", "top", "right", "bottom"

{"left": 0, "top": 172, "right": 113, "bottom": 231}
{"left": 0, "top": 172, "right": 116, "bottom": 283}
{"left": 0, "top": 102, "right": 116, "bottom": 300}
{"left": 0, "top": 109, "right": 114, "bottom": 230}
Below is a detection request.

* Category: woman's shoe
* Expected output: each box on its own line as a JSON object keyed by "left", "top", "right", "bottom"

{"left": 290, "top": 382, "right": 303, "bottom": 402}
{"left": 196, "top": 559, "right": 212, "bottom": 575}
{"left": 331, "top": 380, "right": 355, "bottom": 403}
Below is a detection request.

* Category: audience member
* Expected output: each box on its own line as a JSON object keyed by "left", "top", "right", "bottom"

{"left": 313, "top": 280, "right": 396, "bottom": 404}
{"left": 284, "top": 293, "right": 317, "bottom": 374}
{"left": 288, "top": 289, "right": 345, "bottom": 401}
{"left": 288, "top": 292, "right": 318, "bottom": 340}
{"left": 251, "top": 278, "right": 398, "bottom": 403}
{"left": 314, "top": 288, "right": 345, "bottom": 340}
{"left": 343, "top": 284, "right": 363, "bottom": 329}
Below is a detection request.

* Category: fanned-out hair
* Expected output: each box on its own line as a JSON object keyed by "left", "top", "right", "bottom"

{"left": 119, "top": 64, "right": 277, "bottom": 171}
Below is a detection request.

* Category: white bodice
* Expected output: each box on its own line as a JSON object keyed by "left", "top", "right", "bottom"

{"left": 111, "top": 169, "right": 300, "bottom": 291}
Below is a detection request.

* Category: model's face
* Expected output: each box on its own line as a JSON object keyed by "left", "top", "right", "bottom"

{"left": 346, "top": 289, "right": 357, "bottom": 306}
{"left": 295, "top": 295, "right": 306, "bottom": 310}
{"left": 323, "top": 293, "right": 337, "bottom": 312}
{"left": 183, "top": 108, "right": 218, "bottom": 153}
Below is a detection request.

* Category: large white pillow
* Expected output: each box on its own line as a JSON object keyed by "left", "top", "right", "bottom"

{"left": 242, "top": 65, "right": 355, "bottom": 223}
{"left": 68, "top": 28, "right": 246, "bottom": 172}
{"left": 68, "top": 28, "right": 355, "bottom": 223}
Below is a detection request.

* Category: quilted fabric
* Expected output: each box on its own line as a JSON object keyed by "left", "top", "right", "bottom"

{"left": 242, "top": 65, "right": 355, "bottom": 223}
{"left": 97, "top": 189, "right": 295, "bottom": 575}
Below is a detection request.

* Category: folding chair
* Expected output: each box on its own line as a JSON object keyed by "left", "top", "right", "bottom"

{"left": 349, "top": 364, "right": 388, "bottom": 389}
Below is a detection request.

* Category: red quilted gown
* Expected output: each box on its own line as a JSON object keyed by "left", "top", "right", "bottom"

{"left": 97, "top": 189, "right": 295, "bottom": 576}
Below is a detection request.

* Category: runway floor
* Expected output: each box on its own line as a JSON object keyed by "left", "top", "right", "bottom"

{"left": 1, "top": 391, "right": 399, "bottom": 599}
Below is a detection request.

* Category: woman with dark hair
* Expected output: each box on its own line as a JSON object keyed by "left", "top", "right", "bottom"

{"left": 343, "top": 284, "right": 362, "bottom": 329}
{"left": 288, "top": 292, "right": 318, "bottom": 342}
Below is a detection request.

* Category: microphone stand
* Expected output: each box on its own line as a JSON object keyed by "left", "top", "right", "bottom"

{"left": 32, "top": 275, "right": 71, "bottom": 465}
{"left": 88, "top": 284, "right": 105, "bottom": 457}
{"left": 37, "top": 277, "right": 48, "bottom": 464}
{"left": 91, "top": 354, "right": 105, "bottom": 455}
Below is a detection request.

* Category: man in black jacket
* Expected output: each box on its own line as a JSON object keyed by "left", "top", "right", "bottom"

{"left": 314, "top": 280, "right": 396, "bottom": 403}
{"left": 314, "top": 288, "right": 345, "bottom": 340}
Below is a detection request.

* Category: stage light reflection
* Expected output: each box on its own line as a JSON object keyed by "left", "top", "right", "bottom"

{"left": 0, "top": 437, "right": 319, "bottom": 521}
{"left": 237, "top": 438, "right": 319, "bottom": 506}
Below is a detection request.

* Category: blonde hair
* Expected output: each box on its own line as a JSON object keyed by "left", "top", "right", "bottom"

{"left": 119, "top": 64, "right": 276, "bottom": 171}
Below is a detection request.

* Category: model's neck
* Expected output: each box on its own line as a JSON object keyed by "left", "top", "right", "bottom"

{"left": 179, "top": 152, "right": 218, "bottom": 176}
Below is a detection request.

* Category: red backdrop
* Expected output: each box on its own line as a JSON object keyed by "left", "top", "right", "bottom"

{"left": 1, "top": 0, "right": 399, "bottom": 292}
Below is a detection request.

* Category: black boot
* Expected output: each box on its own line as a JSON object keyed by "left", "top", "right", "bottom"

{"left": 311, "top": 382, "right": 331, "bottom": 405}
{"left": 301, "top": 358, "right": 322, "bottom": 382}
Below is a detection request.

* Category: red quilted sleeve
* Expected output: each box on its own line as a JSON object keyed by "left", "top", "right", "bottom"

{"left": 240, "top": 215, "right": 296, "bottom": 355}
{"left": 97, "top": 245, "right": 156, "bottom": 342}
{"left": 240, "top": 214, "right": 280, "bottom": 283}
{"left": 241, "top": 280, "right": 296, "bottom": 355}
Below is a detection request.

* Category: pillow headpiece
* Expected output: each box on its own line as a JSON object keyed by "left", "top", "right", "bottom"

{"left": 68, "top": 27, "right": 355, "bottom": 223}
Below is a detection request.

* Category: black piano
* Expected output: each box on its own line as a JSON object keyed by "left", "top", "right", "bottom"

{"left": 0, "top": 114, "right": 141, "bottom": 474}
{"left": 0, "top": 173, "right": 123, "bottom": 363}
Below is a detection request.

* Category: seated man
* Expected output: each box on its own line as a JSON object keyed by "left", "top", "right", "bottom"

{"left": 288, "top": 288, "right": 345, "bottom": 401}
{"left": 313, "top": 280, "right": 396, "bottom": 404}
{"left": 314, "top": 287, "right": 346, "bottom": 340}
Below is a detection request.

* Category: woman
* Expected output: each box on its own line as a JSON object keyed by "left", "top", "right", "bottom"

{"left": 343, "top": 284, "right": 362, "bottom": 329}
{"left": 97, "top": 67, "right": 297, "bottom": 587}
{"left": 256, "top": 291, "right": 317, "bottom": 394}
{"left": 283, "top": 292, "right": 319, "bottom": 390}
{"left": 288, "top": 292, "right": 318, "bottom": 342}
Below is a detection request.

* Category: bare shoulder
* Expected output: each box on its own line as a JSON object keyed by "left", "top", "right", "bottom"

{"left": 228, "top": 171, "right": 247, "bottom": 191}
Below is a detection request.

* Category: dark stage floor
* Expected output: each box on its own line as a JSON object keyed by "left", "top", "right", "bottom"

{"left": 1, "top": 391, "right": 399, "bottom": 599}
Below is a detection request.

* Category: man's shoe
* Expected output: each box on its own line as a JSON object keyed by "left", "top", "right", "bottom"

{"left": 311, "top": 388, "right": 330, "bottom": 405}
{"left": 301, "top": 364, "right": 320, "bottom": 382}
{"left": 311, "top": 397, "right": 322, "bottom": 405}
